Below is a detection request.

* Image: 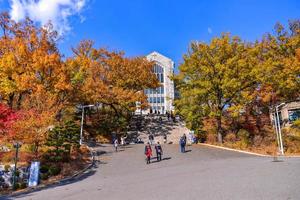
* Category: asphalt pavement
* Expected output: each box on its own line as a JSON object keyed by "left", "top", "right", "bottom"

{"left": 3, "top": 144, "right": 300, "bottom": 200}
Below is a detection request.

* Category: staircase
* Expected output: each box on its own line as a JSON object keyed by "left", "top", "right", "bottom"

{"left": 127, "top": 115, "right": 190, "bottom": 144}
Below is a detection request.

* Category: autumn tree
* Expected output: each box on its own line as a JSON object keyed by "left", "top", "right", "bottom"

{"left": 66, "top": 40, "right": 159, "bottom": 135}
{"left": 175, "top": 34, "right": 259, "bottom": 143}
{"left": 0, "top": 103, "right": 19, "bottom": 141}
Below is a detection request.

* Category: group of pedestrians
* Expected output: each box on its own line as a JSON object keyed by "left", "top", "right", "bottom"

{"left": 144, "top": 141, "right": 163, "bottom": 164}
{"left": 113, "top": 135, "right": 127, "bottom": 152}
{"left": 144, "top": 133, "right": 189, "bottom": 164}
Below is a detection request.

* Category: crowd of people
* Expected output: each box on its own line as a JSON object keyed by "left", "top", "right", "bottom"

{"left": 112, "top": 114, "right": 196, "bottom": 164}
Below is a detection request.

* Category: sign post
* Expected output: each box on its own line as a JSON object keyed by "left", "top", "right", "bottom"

{"left": 28, "top": 161, "right": 40, "bottom": 187}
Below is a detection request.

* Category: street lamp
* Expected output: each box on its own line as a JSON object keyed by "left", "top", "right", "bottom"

{"left": 80, "top": 104, "right": 95, "bottom": 145}
{"left": 274, "top": 103, "right": 285, "bottom": 155}
{"left": 12, "top": 142, "right": 21, "bottom": 190}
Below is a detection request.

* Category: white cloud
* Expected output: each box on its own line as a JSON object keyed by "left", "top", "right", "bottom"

{"left": 207, "top": 27, "right": 212, "bottom": 34}
{"left": 9, "top": 0, "right": 87, "bottom": 35}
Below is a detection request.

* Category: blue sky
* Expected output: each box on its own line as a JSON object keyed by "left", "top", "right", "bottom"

{"left": 1, "top": 0, "right": 300, "bottom": 72}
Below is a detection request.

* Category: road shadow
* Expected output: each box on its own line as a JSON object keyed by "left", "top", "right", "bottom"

{"left": 184, "top": 150, "right": 192, "bottom": 153}
{"left": 149, "top": 157, "right": 172, "bottom": 164}
{"left": 2, "top": 166, "right": 98, "bottom": 200}
{"left": 162, "top": 157, "right": 172, "bottom": 160}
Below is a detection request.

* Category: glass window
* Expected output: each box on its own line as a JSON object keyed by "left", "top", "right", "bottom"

{"left": 157, "top": 97, "right": 161, "bottom": 103}
{"left": 161, "top": 74, "right": 164, "bottom": 82}
{"left": 161, "top": 97, "right": 164, "bottom": 103}
{"left": 162, "top": 106, "right": 164, "bottom": 111}
{"left": 161, "top": 87, "right": 164, "bottom": 94}
{"left": 289, "top": 109, "right": 300, "bottom": 122}
{"left": 149, "top": 97, "right": 153, "bottom": 103}
{"left": 153, "top": 97, "right": 157, "bottom": 103}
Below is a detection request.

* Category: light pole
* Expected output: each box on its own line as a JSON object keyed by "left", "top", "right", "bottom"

{"left": 80, "top": 104, "right": 95, "bottom": 145}
{"left": 12, "top": 142, "right": 21, "bottom": 190}
{"left": 274, "top": 103, "right": 285, "bottom": 155}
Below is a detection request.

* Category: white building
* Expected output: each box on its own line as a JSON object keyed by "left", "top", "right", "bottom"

{"left": 142, "top": 51, "right": 175, "bottom": 114}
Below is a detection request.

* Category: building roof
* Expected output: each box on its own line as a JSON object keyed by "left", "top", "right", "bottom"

{"left": 146, "top": 51, "right": 174, "bottom": 68}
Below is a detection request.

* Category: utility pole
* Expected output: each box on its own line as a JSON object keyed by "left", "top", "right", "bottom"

{"left": 80, "top": 104, "right": 95, "bottom": 145}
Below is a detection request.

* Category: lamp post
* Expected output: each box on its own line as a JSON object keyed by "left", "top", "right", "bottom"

{"left": 12, "top": 142, "right": 21, "bottom": 190}
{"left": 274, "top": 103, "right": 285, "bottom": 155}
{"left": 80, "top": 104, "right": 95, "bottom": 145}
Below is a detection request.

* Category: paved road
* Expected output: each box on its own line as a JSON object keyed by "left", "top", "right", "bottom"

{"left": 5, "top": 144, "right": 300, "bottom": 200}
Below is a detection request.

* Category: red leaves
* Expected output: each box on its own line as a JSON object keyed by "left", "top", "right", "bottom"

{"left": 0, "top": 103, "right": 19, "bottom": 139}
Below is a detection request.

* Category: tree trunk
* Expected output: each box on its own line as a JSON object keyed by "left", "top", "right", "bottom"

{"left": 216, "top": 115, "right": 223, "bottom": 143}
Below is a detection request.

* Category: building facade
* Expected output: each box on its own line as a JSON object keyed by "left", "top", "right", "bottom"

{"left": 270, "top": 101, "right": 300, "bottom": 127}
{"left": 142, "top": 52, "right": 175, "bottom": 114}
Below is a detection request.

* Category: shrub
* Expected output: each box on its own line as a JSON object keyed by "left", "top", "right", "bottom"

{"left": 284, "top": 135, "right": 300, "bottom": 154}
{"left": 237, "top": 129, "right": 250, "bottom": 147}
{"left": 14, "top": 183, "right": 20, "bottom": 190}
{"left": 224, "top": 132, "right": 236, "bottom": 143}
{"left": 206, "top": 133, "right": 217, "bottom": 144}
{"left": 19, "top": 182, "right": 27, "bottom": 189}
{"left": 40, "top": 173, "right": 49, "bottom": 180}
{"left": 49, "top": 166, "right": 61, "bottom": 176}
{"left": 1, "top": 152, "right": 13, "bottom": 163}
{"left": 4, "top": 165, "right": 10, "bottom": 172}
{"left": 292, "top": 119, "right": 300, "bottom": 129}
{"left": 40, "top": 165, "right": 49, "bottom": 174}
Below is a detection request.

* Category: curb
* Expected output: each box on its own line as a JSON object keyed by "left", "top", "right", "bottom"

{"left": 197, "top": 143, "right": 300, "bottom": 158}
{"left": 2, "top": 145, "right": 96, "bottom": 198}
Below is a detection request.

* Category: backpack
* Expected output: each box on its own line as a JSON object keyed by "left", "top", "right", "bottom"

{"left": 180, "top": 138, "right": 185, "bottom": 145}
{"left": 156, "top": 145, "right": 161, "bottom": 153}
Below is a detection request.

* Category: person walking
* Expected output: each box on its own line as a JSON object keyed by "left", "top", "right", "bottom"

{"left": 155, "top": 142, "right": 163, "bottom": 161}
{"left": 144, "top": 142, "right": 152, "bottom": 164}
{"left": 182, "top": 133, "right": 187, "bottom": 142}
{"left": 120, "top": 135, "right": 127, "bottom": 146}
{"left": 179, "top": 136, "right": 186, "bottom": 153}
{"left": 149, "top": 134, "right": 154, "bottom": 145}
{"left": 114, "top": 138, "right": 119, "bottom": 152}
{"left": 163, "top": 133, "right": 167, "bottom": 144}
{"left": 159, "top": 116, "right": 162, "bottom": 125}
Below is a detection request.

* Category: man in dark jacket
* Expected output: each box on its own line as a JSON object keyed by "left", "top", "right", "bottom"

{"left": 180, "top": 137, "right": 186, "bottom": 153}
{"left": 155, "top": 142, "right": 163, "bottom": 161}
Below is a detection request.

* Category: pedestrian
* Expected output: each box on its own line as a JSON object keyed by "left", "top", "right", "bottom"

{"left": 114, "top": 138, "right": 119, "bottom": 152}
{"left": 159, "top": 116, "right": 162, "bottom": 125}
{"left": 182, "top": 133, "right": 187, "bottom": 142}
{"left": 188, "top": 132, "right": 193, "bottom": 145}
{"left": 163, "top": 133, "right": 167, "bottom": 144}
{"left": 179, "top": 137, "right": 186, "bottom": 153}
{"left": 155, "top": 142, "right": 163, "bottom": 161}
{"left": 144, "top": 142, "right": 152, "bottom": 164}
{"left": 121, "top": 135, "right": 127, "bottom": 146}
{"left": 149, "top": 134, "right": 154, "bottom": 145}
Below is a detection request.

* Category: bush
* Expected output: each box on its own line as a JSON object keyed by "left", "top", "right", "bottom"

{"left": 4, "top": 165, "right": 10, "bottom": 172}
{"left": 19, "top": 182, "right": 27, "bottom": 189}
{"left": 206, "top": 133, "right": 217, "bottom": 144}
{"left": 285, "top": 135, "right": 300, "bottom": 154}
{"left": 40, "top": 173, "right": 49, "bottom": 180}
{"left": 237, "top": 129, "right": 250, "bottom": 147}
{"left": 292, "top": 119, "right": 300, "bottom": 129}
{"left": 14, "top": 183, "right": 20, "bottom": 190}
{"left": 1, "top": 152, "right": 13, "bottom": 163}
{"left": 40, "top": 165, "right": 49, "bottom": 174}
{"left": 224, "top": 132, "right": 237, "bottom": 143}
{"left": 49, "top": 166, "right": 61, "bottom": 176}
